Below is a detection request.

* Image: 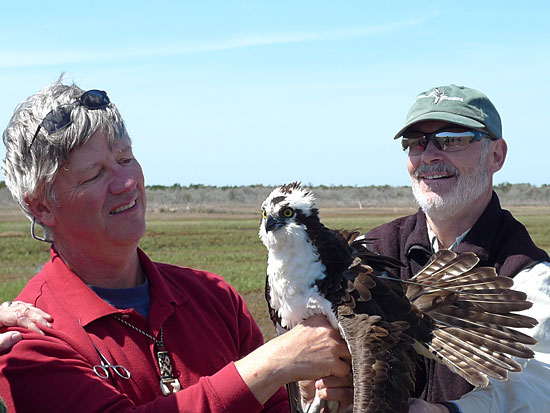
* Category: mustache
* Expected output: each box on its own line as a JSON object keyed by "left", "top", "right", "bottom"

{"left": 413, "top": 162, "right": 459, "bottom": 178}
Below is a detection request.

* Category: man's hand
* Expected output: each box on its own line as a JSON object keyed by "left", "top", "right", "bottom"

{"left": 300, "top": 375, "right": 354, "bottom": 413}
{"left": 299, "top": 383, "right": 453, "bottom": 413}
{"left": 0, "top": 301, "right": 53, "bottom": 351}
{"left": 408, "top": 398, "right": 450, "bottom": 412}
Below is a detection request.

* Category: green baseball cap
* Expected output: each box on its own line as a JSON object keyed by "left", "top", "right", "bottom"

{"left": 393, "top": 84, "right": 502, "bottom": 140}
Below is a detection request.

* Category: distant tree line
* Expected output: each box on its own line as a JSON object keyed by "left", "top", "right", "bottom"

{"left": 143, "top": 182, "right": 550, "bottom": 210}
{"left": 1, "top": 181, "right": 549, "bottom": 210}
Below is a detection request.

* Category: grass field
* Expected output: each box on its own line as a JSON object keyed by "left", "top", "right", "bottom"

{"left": 1, "top": 206, "right": 549, "bottom": 339}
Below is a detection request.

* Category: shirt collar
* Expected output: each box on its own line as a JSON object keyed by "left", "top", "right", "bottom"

{"left": 427, "top": 223, "right": 471, "bottom": 253}
{"left": 42, "top": 247, "right": 186, "bottom": 329}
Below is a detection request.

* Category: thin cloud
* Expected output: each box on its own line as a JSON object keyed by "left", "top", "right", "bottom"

{"left": 0, "top": 18, "right": 429, "bottom": 69}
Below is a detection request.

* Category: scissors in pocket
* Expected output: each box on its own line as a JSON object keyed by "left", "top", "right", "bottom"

{"left": 92, "top": 342, "right": 131, "bottom": 380}
{"left": 79, "top": 318, "right": 131, "bottom": 380}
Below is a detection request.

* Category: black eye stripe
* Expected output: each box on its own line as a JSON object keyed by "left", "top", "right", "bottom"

{"left": 271, "top": 196, "right": 285, "bottom": 206}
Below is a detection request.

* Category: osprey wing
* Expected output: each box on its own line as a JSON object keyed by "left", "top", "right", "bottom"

{"left": 342, "top": 236, "right": 538, "bottom": 411}
{"left": 335, "top": 232, "right": 424, "bottom": 413}
{"left": 407, "top": 250, "right": 537, "bottom": 386}
{"left": 338, "top": 309, "right": 415, "bottom": 413}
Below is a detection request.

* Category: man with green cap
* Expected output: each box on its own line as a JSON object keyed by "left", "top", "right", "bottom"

{"left": 363, "top": 84, "right": 550, "bottom": 412}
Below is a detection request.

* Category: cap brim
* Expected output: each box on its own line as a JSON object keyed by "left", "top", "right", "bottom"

{"left": 393, "top": 112, "right": 486, "bottom": 139}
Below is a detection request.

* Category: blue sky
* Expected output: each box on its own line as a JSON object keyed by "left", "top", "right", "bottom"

{"left": 1, "top": 1, "right": 548, "bottom": 187}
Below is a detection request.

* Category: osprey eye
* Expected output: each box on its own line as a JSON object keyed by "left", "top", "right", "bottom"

{"left": 282, "top": 207, "right": 294, "bottom": 218}
{"left": 262, "top": 209, "right": 267, "bottom": 219}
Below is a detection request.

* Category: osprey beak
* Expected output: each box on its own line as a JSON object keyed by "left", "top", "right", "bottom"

{"left": 265, "top": 216, "right": 280, "bottom": 232}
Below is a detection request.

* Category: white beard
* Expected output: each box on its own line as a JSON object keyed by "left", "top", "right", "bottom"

{"left": 411, "top": 145, "right": 490, "bottom": 220}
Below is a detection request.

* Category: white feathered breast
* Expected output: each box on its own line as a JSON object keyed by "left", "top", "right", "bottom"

{"left": 262, "top": 221, "right": 338, "bottom": 329}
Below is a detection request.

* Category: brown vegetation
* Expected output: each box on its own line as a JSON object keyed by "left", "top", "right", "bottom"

{"left": 2, "top": 183, "right": 549, "bottom": 217}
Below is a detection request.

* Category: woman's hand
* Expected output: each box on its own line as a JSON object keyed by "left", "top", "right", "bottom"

{"left": 276, "top": 315, "right": 351, "bottom": 382}
{"left": 0, "top": 301, "right": 53, "bottom": 351}
{"left": 235, "top": 315, "right": 351, "bottom": 405}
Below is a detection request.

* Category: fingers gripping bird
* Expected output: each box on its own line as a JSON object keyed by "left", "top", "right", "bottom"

{"left": 259, "top": 182, "right": 538, "bottom": 413}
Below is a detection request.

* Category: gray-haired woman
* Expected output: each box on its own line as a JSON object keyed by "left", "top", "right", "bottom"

{"left": 0, "top": 78, "right": 350, "bottom": 412}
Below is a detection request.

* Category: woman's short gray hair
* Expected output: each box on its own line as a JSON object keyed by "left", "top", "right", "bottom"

{"left": 2, "top": 76, "right": 129, "bottom": 240}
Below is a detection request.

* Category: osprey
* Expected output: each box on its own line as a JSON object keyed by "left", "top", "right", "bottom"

{"left": 259, "top": 182, "right": 537, "bottom": 413}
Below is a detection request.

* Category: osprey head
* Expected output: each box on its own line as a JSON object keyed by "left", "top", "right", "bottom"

{"left": 259, "top": 182, "right": 318, "bottom": 243}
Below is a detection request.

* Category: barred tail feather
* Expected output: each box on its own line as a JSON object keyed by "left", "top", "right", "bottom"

{"left": 432, "top": 308, "right": 537, "bottom": 329}
{"left": 433, "top": 329, "right": 522, "bottom": 371}
{"left": 440, "top": 327, "right": 535, "bottom": 359}
{"left": 406, "top": 250, "right": 538, "bottom": 387}
{"left": 412, "top": 250, "right": 479, "bottom": 282}
{"left": 429, "top": 309, "right": 534, "bottom": 337}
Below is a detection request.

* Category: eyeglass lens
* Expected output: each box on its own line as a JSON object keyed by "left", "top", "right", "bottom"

{"left": 401, "top": 129, "right": 485, "bottom": 155}
{"left": 79, "top": 90, "right": 110, "bottom": 109}
{"left": 40, "top": 105, "right": 74, "bottom": 134}
{"left": 41, "top": 90, "right": 110, "bottom": 134}
{"left": 30, "top": 90, "right": 110, "bottom": 148}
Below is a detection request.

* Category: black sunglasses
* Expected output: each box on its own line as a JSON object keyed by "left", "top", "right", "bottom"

{"left": 401, "top": 127, "right": 493, "bottom": 156}
{"left": 29, "top": 89, "right": 110, "bottom": 149}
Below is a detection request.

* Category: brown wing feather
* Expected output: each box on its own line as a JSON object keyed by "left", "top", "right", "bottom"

{"left": 406, "top": 250, "right": 537, "bottom": 386}
{"left": 334, "top": 234, "right": 429, "bottom": 413}
{"left": 338, "top": 309, "right": 415, "bottom": 413}
{"left": 341, "top": 239, "right": 538, "bottom": 408}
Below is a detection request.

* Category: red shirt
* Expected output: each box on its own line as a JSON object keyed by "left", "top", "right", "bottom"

{"left": 0, "top": 248, "right": 288, "bottom": 412}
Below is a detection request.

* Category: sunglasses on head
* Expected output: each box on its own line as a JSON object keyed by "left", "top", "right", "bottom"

{"left": 29, "top": 89, "right": 110, "bottom": 149}
{"left": 401, "top": 127, "right": 493, "bottom": 156}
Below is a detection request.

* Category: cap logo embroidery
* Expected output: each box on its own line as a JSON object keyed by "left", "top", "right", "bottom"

{"left": 417, "top": 88, "right": 464, "bottom": 104}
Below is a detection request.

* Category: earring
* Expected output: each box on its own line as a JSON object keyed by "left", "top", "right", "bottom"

{"left": 31, "top": 217, "right": 51, "bottom": 243}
